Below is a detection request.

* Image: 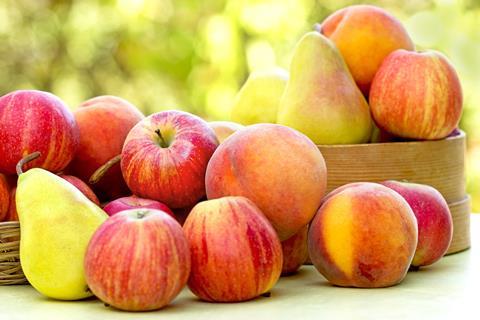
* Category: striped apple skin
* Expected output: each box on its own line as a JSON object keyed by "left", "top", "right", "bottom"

{"left": 84, "top": 209, "right": 191, "bottom": 311}
{"left": 0, "top": 90, "right": 79, "bottom": 174}
{"left": 121, "top": 110, "right": 218, "bottom": 209}
{"left": 0, "top": 174, "right": 9, "bottom": 221}
{"left": 370, "top": 49, "right": 462, "bottom": 140}
{"left": 183, "top": 196, "right": 283, "bottom": 302}
{"left": 308, "top": 183, "right": 418, "bottom": 288}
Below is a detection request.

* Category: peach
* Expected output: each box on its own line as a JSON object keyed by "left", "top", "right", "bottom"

{"left": 381, "top": 181, "right": 453, "bottom": 267}
{"left": 319, "top": 4, "right": 414, "bottom": 96}
{"left": 308, "top": 182, "right": 418, "bottom": 287}
{"left": 205, "top": 123, "right": 327, "bottom": 240}
{"left": 208, "top": 121, "right": 244, "bottom": 144}
{"left": 183, "top": 196, "right": 282, "bottom": 302}
{"left": 281, "top": 225, "right": 308, "bottom": 276}
{"left": 68, "top": 96, "right": 144, "bottom": 201}
{"left": 370, "top": 49, "right": 462, "bottom": 140}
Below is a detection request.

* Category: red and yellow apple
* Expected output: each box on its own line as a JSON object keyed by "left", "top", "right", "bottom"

{"left": 103, "top": 196, "right": 174, "bottom": 218}
{"left": 208, "top": 121, "right": 244, "bottom": 143}
{"left": 0, "top": 90, "right": 79, "bottom": 174}
{"left": 281, "top": 225, "right": 309, "bottom": 276}
{"left": 206, "top": 123, "right": 327, "bottom": 240}
{"left": 121, "top": 110, "right": 218, "bottom": 209}
{"left": 0, "top": 174, "right": 9, "bottom": 221}
{"left": 85, "top": 209, "right": 190, "bottom": 311}
{"left": 60, "top": 175, "right": 100, "bottom": 206}
{"left": 381, "top": 180, "right": 453, "bottom": 267}
{"left": 6, "top": 187, "right": 18, "bottom": 221}
{"left": 183, "top": 196, "right": 282, "bottom": 302}
{"left": 308, "top": 182, "right": 418, "bottom": 288}
{"left": 68, "top": 95, "right": 144, "bottom": 201}
{"left": 370, "top": 49, "right": 463, "bottom": 140}
{"left": 319, "top": 4, "right": 414, "bottom": 96}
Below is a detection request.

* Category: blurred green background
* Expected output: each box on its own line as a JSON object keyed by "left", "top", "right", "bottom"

{"left": 1, "top": 0, "right": 479, "bottom": 210}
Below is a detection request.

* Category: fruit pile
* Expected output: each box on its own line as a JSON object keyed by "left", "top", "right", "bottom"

{"left": 0, "top": 4, "right": 462, "bottom": 312}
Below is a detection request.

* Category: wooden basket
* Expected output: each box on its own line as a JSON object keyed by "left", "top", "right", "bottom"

{"left": 0, "top": 221, "right": 27, "bottom": 285}
{"left": 318, "top": 130, "right": 469, "bottom": 254}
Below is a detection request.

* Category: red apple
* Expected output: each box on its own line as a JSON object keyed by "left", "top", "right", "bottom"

{"left": 381, "top": 180, "right": 453, "bottom": 267}
{"left": 84, "top": 209, "right": 191, "bottom": 311}
{"left": 0, "top": 90, "right": 79, "bottom": 174}
{"left": 183, "top": 196, "right": 283, "bottom": 302}
{"left": 6, "top": 187, "right": 18, "bottom": 221}
{"left": 370, "top": 49, "right": 462, "bottom": 140}
{"left": 208, "top": 121, "right": 244, "bottom": 143}
{"left": 281, "top": 225, "right": 309, "bottom": 276}
{"left": 0, "top": 174, "right": 9, "bottom": 221}
{"left": 60, "top": 175, "right": 100, "bottom": 206}
{"left": 121, "top": 110, "right": 218, "bottom": 209}
{"left": 68, "top": 96, "right": 144, "bottom": 201}
{"left": 103, "top": 196, "right": 174, "bottom": 218}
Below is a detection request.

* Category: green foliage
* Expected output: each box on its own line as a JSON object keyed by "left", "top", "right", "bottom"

{"left": 1, "top": 0, "right": 479, "bottom": 210}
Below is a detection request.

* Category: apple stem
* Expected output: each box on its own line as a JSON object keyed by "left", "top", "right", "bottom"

{"left": 137, "top": 210, "right": 147, "bottom": 219}
{"left": 155, "top": 129, "right": 168, "bottom": 148}
{"left": 89, "top": 154, "right": 121, "bottom": 185}
{"left": 16, "top": 152, "right": 41, "bottom": 176}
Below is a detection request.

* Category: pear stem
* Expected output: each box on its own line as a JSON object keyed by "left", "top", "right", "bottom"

{"left": 155, "top": 129, "right": 168, "bottom": 148}
{"left": 89, "top": 154, "right": 121, "bottom": 185}
{"left": 16, "top": 152, "right": 41, "bottom": 176}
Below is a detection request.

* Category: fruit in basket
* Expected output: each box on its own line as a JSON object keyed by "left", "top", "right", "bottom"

{"left": 60, "top": 175, "right": 100, "bottom": 205}
{"left": 281, "top": 225, "right": 309, "bottom": 276}
{"left": 208, "top": 121, "right": 244, "bottom": 143}
{"left": 121, "top": 110, "right": 218, "bottom": 209}
{"left": 16, "top": 156, "right": 108, "bottom": 300}
{"left": 381, "top": 180, "right": 453, "bottom": 267}
{"left": 103, "top": 195, "right": 174, "bottom": 217}
{"left": 85, "top": 209, "right": 190, "bottom": 311}
{"left": 277, "top": 32, "right": 372, "bottom": 145}
{"left": 308, "top": 182, "right": 418, "bottom": 288}
{"left": 319, "top": 4, "right": 414, "bottom": 96}
{"left": 183, "top": 197, "right": 282, "bottom": 302}
{"left": 206, "top": 123, "right": 327, "bottom": 240}
{"left": 0, "top": 90, "right": 79, "bottom": 174}
{"left": 0, "top": 174, "right": 9, "bottom": 221}
{"left": 6, "top": 187, "right": 18, "bottom": 221}
{"left": 370, "top": 49, "right": 463, "bottom": 140}
{"left": 68, "top": 96, "right": 144, "bottom": 201}
{"left": 231, "top": 68, "right": 289, "bottom": 125}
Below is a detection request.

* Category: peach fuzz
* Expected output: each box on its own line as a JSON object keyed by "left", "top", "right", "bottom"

{"left": 320, "top": 4, "right": 414, "bottom": 96}
{"left": 308, "top": 182, "right": 418, "bottom": 288}
{"left": 205, "top": 123, "right": 327, "bottom": 240}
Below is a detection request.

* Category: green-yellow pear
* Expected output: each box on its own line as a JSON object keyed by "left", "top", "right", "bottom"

{"left": 277, "top": 32, "right": 372, "bottom": 144}
{"left": 16, "top": 154, "right": 108, "bottom": 300}
{"left": 231, "top": 68, "right": 289, "bottom": 125}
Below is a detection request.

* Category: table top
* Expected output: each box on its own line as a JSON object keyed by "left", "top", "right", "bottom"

{"left": 2, "top": 215, "right": 479, "bottom": 320}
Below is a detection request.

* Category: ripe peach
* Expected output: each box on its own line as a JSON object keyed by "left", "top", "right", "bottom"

{"left": 281, "top": 225, "right": 308, "bottom": 276}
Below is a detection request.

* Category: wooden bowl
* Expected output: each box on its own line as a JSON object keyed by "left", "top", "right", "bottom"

{"left": 0, "top": 221, "right": 27, "bottom": 285}
{"left": 318, "top": 130, "right": 469, "bottom": 254}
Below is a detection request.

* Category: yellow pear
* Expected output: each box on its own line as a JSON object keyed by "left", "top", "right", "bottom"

{"left": 231, "top": 68, "right": 289, "bottom": 125}
{"left": 277, "top": 32, "right": 372, "bottom": 144}
{"left": 16, "top": 161, "right": 108, "bottom": 300}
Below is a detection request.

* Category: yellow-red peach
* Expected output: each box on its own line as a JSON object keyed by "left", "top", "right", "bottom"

{"left": 308, "top": 182, "right": 417, "bottom": 288}
{"left": 281, "top": 225, "right": 308, "bottom": 276}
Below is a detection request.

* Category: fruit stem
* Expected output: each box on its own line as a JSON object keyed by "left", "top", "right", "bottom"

{"left": 137, "top": 210, "right": 147, "bottom": 219}
{"left": 155, "top": 129, "right": 168, "bottom": 148}
{"left": 16, "top": 152, "right": 41, "bottom": 176}
{"left": 89, "top": 154, "right": 121, "bottom": 185}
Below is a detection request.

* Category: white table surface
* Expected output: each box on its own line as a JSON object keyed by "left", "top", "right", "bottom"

{"left": 1, "top": 215, "right": 478, "bottom": 320}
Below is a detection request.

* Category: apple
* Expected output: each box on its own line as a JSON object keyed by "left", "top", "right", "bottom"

{"left": 183, "top": 196, "right": 283, "bottom": 302}
{"left": 281, "top": 225, "right": 309, "bottom": 276}
{"left": 84, "top": 209, "right": 191, "bottom": 311}
{"left": 308, "top": 182, "right": 418, "bottom": 288}
{"left": 0, "top": 90, "right": 79, "bottom": 174}
{"left": 68, "top": 95, "right": 144, "bottom": 201}
{"left": 381, "top": 180, "right": 453, "bottom": 267}
{"left": 0, "top": 174, "right": 9, "bottom": 221}
{"left": 121, "top": 110, "right": 218, "bottom": 209}
{"left": 208, "top": 121, "right": 244, "bottom": 144}
{"left": 103, "top": 195, "right": 174, "bottom": 218}
{"left": 59, "top": 175, "right": 100, "bottom": 206}
{"left": 205, "top": 123, "right": 327, "bottom": 240}
{"left": 369, "top": 49, "right": 462, "bottom": 140}
{"left": 6, "top": 187, "right": 18, "bottom": 221}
